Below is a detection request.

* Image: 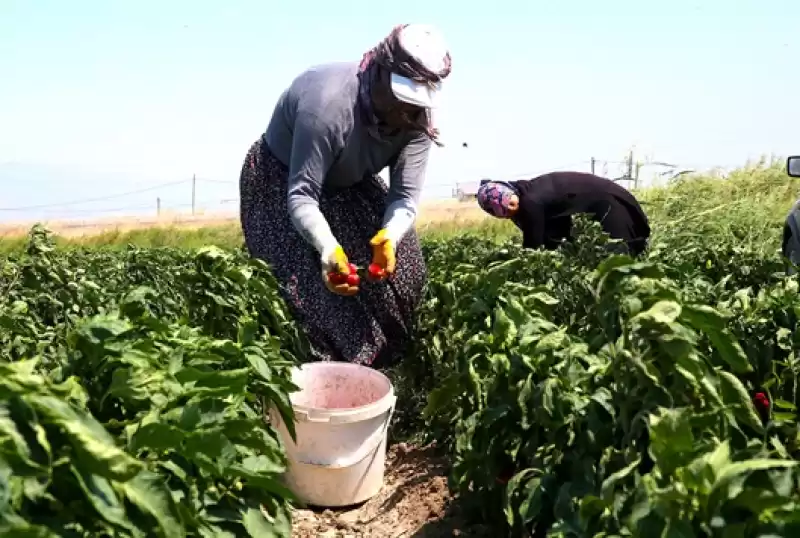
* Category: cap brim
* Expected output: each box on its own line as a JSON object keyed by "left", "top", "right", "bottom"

{"left": 390, "top": 73, "right": 441, "bottom": 109}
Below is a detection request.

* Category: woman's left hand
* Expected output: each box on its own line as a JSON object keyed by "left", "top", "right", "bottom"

{"left": 369, "top": 229, "right": 396, "bottom": 278}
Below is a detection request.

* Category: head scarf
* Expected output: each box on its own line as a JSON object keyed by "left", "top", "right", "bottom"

{"left": 357, "top": 25, "right": 452, "bottom": 147}
{"left": 477, "top": 181, "right": 518, "bottom": 218}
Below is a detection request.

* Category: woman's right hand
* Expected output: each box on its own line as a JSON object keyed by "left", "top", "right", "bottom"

{"left": 321, "top": 245, "right": 359, "bottom": 296}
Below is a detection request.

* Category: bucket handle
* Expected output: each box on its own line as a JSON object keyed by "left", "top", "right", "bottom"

{"left": 293, "top": 409, "right": 338, "bottom": 423}
{"left": 302, "top": 396, "right": 396, "bottom": 470}
{"left": 268, "top": 395, "right": 397, "bottom": 469}
{"left": 317, "top": 396, "right": 395, "bottom": 469}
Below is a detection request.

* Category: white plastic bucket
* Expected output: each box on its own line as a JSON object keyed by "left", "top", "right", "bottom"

{"left": 269, "top": 362, "right": 396, "bottom": 507}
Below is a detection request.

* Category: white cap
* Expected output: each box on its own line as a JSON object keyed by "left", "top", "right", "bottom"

{"left": 390, "top": 24, "right": 449, "bottom": 109}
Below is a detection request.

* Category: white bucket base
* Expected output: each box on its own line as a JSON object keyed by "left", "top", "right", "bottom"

{"left": 282, "top": 436, "right": 388, "bottom": 508}
{"left": 269, "top": 362, "right": 396, "bottom": 508}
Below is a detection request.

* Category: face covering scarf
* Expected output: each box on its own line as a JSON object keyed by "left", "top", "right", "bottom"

{"left": 357, "top": 24, "right": 452, "bottom": 146}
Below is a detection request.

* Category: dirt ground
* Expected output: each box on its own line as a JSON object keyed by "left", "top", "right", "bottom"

{"left": 290, "top": 443, "right": 492, "bottom": 538}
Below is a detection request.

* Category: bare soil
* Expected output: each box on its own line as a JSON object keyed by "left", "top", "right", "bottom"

{"left": 290, "top": 443, "right": 492, "bottom": 538}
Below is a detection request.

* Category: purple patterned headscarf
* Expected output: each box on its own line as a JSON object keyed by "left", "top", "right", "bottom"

{"left": 477, "top": 181, "right": 518, "bottom": 218}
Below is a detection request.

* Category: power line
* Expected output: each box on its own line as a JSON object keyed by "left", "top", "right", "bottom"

{"left": 196, "top": 178, "right": 236, "bottom": 185}
{"left": 0, "top": 155, "right": 728, "bottom": 218}
{"left": 0, "top": 179, "right": 192, "bottom": 212}
{"left": 28, "top": 199, "right": 229, "bottom": 217}
{"left": 32, "top": 203, "right": 156, "bottom": 215}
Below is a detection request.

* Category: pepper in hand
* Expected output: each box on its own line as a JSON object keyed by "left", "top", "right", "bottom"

{"left": 322, "top": 246, "right": 359, "bottom": 296}
{"left": 368, "top": 229, "right": 396, "bottom": 280}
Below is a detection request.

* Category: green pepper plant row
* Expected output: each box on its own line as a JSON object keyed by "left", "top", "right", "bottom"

{"left": 2, "top": 219, "right": 800, "bottom": 537}
{"left": 412, "top": 218, "right": 800, "bottom": 537}
{"left": 0, "top": 226, "right": 304, "bottom": 537}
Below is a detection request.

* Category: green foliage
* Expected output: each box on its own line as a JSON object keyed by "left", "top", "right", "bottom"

{"left": 418, "top": 217, "right": 800, "bottom": 537}
{"left": 2, "top": 161, "right": 800, "bottom": 536}
{"left": 0, "top": 226, "right": 304, "bottom": 537}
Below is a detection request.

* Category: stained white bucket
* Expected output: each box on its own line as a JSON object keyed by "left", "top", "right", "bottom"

{"left": 269, "top": 362, "right": 396, "bottom": 507}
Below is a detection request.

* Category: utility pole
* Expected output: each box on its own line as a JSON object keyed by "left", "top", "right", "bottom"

{"left": 626, "top": 150, "right": 633, "bottom": 180}
{"left": 157, "top": 197, "right": 161, "bottom": 216}
{"left": 191, "top": 174, "right": 196, "bottom": 216}
{"left": 590, "top": 157, "right": 596, "bottom": 175}
{"left": 458, "top": 141, "right": 470, "bottom": 200}
{"left": 635, "top": 162, "right": 642, "bottom": 189}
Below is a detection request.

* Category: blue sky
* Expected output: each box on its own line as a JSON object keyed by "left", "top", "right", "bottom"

{"left": 1, "top": 0, "right": 798, "bottom": 221}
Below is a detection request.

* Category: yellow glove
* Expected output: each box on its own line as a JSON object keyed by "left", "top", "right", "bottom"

{"left": 321, "top": 245, "right": 359, "bottom": 296}
{"left": 369, "top": 229, "right": 396, "bottom": 280}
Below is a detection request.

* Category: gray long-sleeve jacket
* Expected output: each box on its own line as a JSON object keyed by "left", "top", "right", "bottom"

{"left": 263, "top": 61, "right": 431, "bottom": 256}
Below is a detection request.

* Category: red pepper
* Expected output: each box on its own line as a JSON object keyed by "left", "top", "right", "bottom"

{"left": 328, "top": 272, "right": 348, "bottom": 285}
{"left": 328, "top": 263, "right": 359, "bottom": 286}
{"left": 368, "top": 263, "right": 386, "bottom": 280}
{"left": 753, "top": 392, "right": 770, "bottom": 412}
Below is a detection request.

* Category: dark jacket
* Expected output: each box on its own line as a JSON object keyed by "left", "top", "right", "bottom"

{"left": 783, "top": 200, "right": 800, "bottom": 274}
{"left": 509, "top": 171, "right": 651, "bottom": 255}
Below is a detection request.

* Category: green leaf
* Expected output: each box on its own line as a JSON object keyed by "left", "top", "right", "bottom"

{"left": 773, "top": 399, "right": 796, "bottom": 411}
{"left": 29, "top": 394, "right": 143, "bottom": 481}
{"left": 129, "top": 423, "right": 186, "bottom": 453}
{"left": 492, "top": 306, "right": 517, "bottom": 346}
{"left": 70, "top": 464, "right": 135, "bottom": 532}
{"left": 240, "top": 504, "right": 290, "bottom": 537}
{"left": 600, "top": 458, "right": 640, "bottom": 503}
{"left": 713, "top": 459, "right": 799, "bottom": 492}
{"left": 0, "top": 404, "right": 46, "bottom": 472}
{"left": 648, "top": 408, "right": 696, "bottom": 474}
{"left": 119, "top": 471, "right": 184, "bottom": 538}
{"left": 718, "top": 371, "right": 764, "bottom": 434}
{"left": 681, "top": 304, "right": 752, "bottom": 374}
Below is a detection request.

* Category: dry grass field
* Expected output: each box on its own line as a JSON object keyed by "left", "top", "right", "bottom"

{"left": 0, "top": 199, "right": 488, "bottom": 239}
{"left": 0, "top": 198, "right": 508, "bottom": 252}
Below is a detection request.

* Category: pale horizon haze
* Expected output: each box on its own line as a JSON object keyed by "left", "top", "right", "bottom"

{"left": 1, "top": 0, "right": 798, "bottom": 221}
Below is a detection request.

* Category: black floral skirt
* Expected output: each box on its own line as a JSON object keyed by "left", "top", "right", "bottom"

{"left": 239, "top": 138, "right": 427, "bottom": 367}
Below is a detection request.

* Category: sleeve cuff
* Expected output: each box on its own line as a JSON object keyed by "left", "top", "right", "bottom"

{"left": 289, "top": 201, "right": 340, "bottom": 257}
{"left": 382, "top": 205, "right": 416, "bottom": 245}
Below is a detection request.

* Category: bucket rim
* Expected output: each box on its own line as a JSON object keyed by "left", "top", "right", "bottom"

{"left": 288, "top": 362, "right": 395, "bottom": 424}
